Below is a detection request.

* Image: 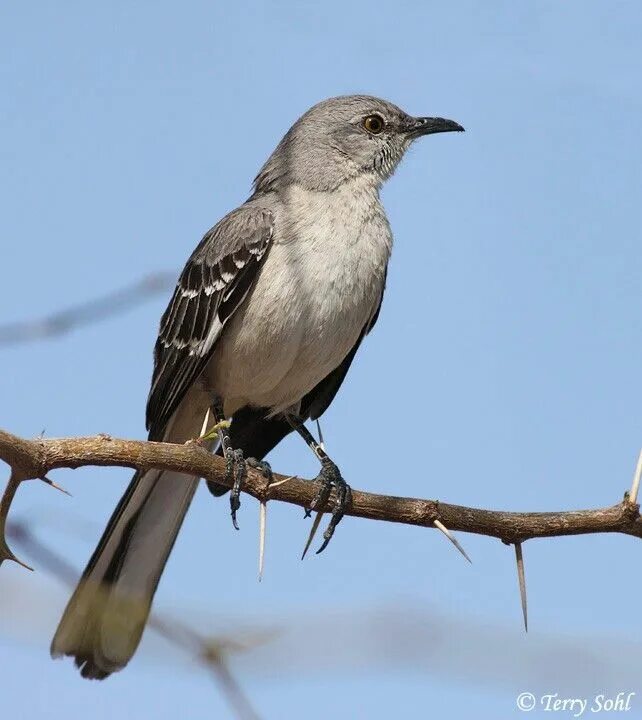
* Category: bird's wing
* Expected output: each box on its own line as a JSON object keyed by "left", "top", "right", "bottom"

{"left": 300, "top": 269, "right": 387, "bottom": 421}
{"left": 146, "top": 204, "right": 274, "bottom": 438}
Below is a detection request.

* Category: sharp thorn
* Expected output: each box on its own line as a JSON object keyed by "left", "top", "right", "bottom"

{"left": 258, "top": 501, "right": 266, "bottom": 582}
{"left": 433, "top": 519, "right": 472, "bottom": 563}
{"left": 0, "top": 544, "right": 34, "bottom": 571}
{"left": 269, "top": 474, "right": 297, "bottom": 488}
{"left": 257, "top": 467, "right": 292, "bottom": 580}
{"left": 629, "top": 448, "right": 642, "bottom": 505}
{"left": 515, "top": 542, "right": 528, "bottom": 632}
{"left": 301, "top": 511, "right": 324, "bottom": 560}
{"left": 199, "top": 408, "right": 211, "bottom": 437}
{"left": 40, "top": 476, "right": 72, "bottom": 497}
{"left": 11, "top": 553, "right": 34, "bottom": 571}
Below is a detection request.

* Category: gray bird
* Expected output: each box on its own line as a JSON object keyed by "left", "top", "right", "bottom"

{"left": 51, "top": 95, "right": 463, "bottom": 678}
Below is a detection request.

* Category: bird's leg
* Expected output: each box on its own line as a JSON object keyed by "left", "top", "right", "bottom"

{"left": 211, "top": 399, "right": 273, "bottom": 530}
{"left": 286, "top": 415, "right": 352, "bottom": 554}
{"left": 211, "top": 399, "right": 245, "bottom": 529}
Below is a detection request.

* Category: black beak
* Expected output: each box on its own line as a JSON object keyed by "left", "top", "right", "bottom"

{"left": 406, "top": 116, "right": 465, "bottom": 138}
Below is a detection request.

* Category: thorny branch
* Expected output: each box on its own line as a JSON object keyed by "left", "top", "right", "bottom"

{"left": 1, "top": 426, "right": 641, "bottom": 638}
{"left": 1, "top": 428, "right": 641, "bottom": 567}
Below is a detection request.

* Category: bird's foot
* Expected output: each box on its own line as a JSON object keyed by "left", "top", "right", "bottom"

{"left": 247, "top": 457, "right": 274, "bottom": 484}
{"left": 304, "top": 457, "right": 352, "bottom": 555}
{"left": 224, "top": 448, "right": 273, "bottom": 530}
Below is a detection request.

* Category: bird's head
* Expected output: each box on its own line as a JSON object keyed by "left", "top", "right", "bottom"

{"left": 254, "top": 95, "right": 464, "bottom": 193}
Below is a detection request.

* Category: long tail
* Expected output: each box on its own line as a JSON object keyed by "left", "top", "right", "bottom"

{"left": 51, "top": 392, "right": 209, "bottom": 679}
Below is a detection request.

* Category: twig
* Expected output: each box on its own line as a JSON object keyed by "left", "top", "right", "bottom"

{"left": 200, "top": 643, "right": 262, "bottom": 720}
{"left": 0, "top": 471, "right": 33, "bottom": 570}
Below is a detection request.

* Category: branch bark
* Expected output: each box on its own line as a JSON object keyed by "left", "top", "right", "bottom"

{"left": 1, "top": 428, "right": 641, "bottom": 563}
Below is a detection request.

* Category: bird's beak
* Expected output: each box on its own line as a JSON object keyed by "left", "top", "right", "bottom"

{"left": 406, "top": 116, "right": 465, "bottom": 138}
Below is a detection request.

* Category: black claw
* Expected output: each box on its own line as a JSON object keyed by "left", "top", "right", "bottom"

{"left": 247, "top": 457, "right": 273, "bottom": 484}
{"left": 316, "top": 482, "right": 352, "bottom": 554}
{"left": 309, "top": 458, "right": 352, "bottom": 554}
{"left": 229, "top": 450, "right": 247, "bottom": 530}
{"left": 226, "top": 455, "right": 273, "bottom": 530}
{"left": 310, "top": 480, "right": 333, "bottom": 514}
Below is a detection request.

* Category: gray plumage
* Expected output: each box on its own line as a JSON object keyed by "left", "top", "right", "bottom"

{"left": 51, "top": 95, "right": 463, "bottom": 678}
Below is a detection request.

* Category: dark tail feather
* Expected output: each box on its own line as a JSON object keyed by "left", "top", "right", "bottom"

{"left": 51, "top": 467, "right": 198, "bottom": 678}
{"left": 207, "top": 405, "right": 293, "bottom": 497}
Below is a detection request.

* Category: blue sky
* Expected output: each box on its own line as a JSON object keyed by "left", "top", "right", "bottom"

{"left": 1, "top": 1, "right": 641, "bottom": 718}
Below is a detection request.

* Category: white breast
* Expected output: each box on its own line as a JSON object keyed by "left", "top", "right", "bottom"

{"left": 209, "top": 178, "right": 392, "bottom": 416}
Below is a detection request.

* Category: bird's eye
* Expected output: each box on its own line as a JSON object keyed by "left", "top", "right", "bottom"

{"left": 363, "top": 114, "right": 385, "bottom": 134}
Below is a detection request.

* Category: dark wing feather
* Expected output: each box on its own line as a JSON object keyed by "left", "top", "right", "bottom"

{"left": 146, "top": 205, "right": 274, "bottom": 438}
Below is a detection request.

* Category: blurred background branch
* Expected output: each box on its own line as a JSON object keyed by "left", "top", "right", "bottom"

{"left": 6, "top": 516, "right": 263, "bottom": 720}
{"left": 4, "top": 510, "right": 642, "bottom": 711}
{"left": 0, "top": 272, "right": 174, "bottom": 347}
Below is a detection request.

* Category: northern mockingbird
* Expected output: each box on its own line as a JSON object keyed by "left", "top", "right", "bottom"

{"left": 51, "top": 95, "right": 463, "bottom": 678}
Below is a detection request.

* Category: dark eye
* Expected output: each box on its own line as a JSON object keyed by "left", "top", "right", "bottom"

{"left": 363, "top": 114, "right": 385, "bottom": 134}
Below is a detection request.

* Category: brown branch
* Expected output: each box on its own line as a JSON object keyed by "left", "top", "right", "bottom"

{"left": 1, "top": 428, "right": 641, "bottom": 569}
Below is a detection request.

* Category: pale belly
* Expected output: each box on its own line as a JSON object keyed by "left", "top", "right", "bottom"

{"left": 205, "top": 185, "right": 391, "bottom": 416}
